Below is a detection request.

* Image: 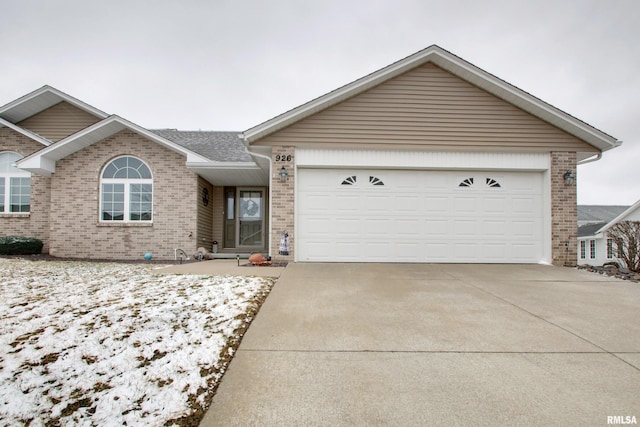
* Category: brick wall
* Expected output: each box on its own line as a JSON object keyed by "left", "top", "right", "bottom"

{"left": 49, "top": 130, "right": 199, "bottom": 260}
{"left": 551, "top": 151, "right": 578, "bottom": 266}
{"left": 0, "top": 128, "right": 51, "bottom": 252}
{"left": 271, "top": 146, "right": 295, "bottom": 261}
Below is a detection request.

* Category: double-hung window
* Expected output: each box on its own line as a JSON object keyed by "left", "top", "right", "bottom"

{"left": 100, "top": 156, "right": 153, "bottom": 222}
{"left": 606, "top": 239, "right": 614, "bottom": 259}
{"left": 589, "top": 240, "right": 596, "bottom": 259}
{"left": 0, "top": 152, "right": 30, "bottom": 213}
{"left": 580, "top": 240, "right": 587, "bottom": 259}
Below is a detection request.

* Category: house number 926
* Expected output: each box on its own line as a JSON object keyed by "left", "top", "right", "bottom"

{"left": 275, "top": 154, "right": 292, "bottom": 162}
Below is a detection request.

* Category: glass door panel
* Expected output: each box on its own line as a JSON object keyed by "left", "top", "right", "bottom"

{"left": 224, "top": 188, "right": 236, "bottom": 248}
{"left": 238, "top": 189, "right": 264, "bottom": 247}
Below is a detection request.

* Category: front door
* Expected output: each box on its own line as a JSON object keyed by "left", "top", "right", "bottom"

{"left": 224, "top": 187, "right": 266, "bottom": 250}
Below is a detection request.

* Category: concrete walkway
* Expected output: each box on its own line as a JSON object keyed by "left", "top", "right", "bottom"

{"left": 155, "top": 259, "right": 285, "bottom": 278}
{"left": 201, "top": 263, "right": 640, "bottom": 426}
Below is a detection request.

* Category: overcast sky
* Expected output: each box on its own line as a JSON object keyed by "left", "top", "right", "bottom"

{"left": 1, "top": 0, "right": 638, "bottom": 204}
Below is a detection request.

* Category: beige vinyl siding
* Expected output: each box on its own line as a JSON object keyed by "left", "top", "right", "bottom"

{"left": 17, "top": 101, "right": 101, "bottom": 142}
{"left": 196, "top": 177, "right": 214, "bottom": 251}
{"left": 255, "top": 63, "right": 597, "bottom": 153}
{"left": 211, "top": 186, "right": 224, "bottom": 249}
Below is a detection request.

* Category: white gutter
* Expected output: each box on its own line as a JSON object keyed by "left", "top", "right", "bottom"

{"left": 577, "top": 152, "right": 603, "bottom": 166}
{"left": 243, "top": 142, "right": 273, "bottom": 258}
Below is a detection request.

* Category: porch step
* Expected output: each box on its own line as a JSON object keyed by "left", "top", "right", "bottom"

{"left": 209, "top": 253, "right": 254, "bottom": 259}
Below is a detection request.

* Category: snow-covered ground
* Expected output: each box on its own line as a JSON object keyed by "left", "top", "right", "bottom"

{"left": 0, "top": 258, "right": 274, "bottom": 426}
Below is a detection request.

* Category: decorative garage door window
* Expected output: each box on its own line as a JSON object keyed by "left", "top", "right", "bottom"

{"left": 369, "top": 176, "right": 384, "bottom": 186}
{"left": 341, "top": 175, "right": 385, "bottom": 186}
{"left": 341, "top": 175, "right": 357, "bottom": 185}
{"left": 458, "top": 177, "right": 502, "bottom": 188}
{"left": 100, "top": 156, "right": 153, "bottom": 222}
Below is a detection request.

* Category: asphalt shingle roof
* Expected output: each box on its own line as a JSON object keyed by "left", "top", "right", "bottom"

{"left": 578, "top": 222, "right": 607, "bottom": 238}
{"left": 577, "top": 205, "right": 629, "bottom": 224}
{"left": 150, "top": 130, "right": 252, "bottom": 162}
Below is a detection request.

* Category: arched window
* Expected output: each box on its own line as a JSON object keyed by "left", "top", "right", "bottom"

{"left": 0, "top": 152, "right": 30, "bottom": 213}
{"left": 100, "top": 156, "right": 153, "bottom": 222}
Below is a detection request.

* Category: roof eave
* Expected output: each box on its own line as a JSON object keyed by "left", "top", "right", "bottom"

{"left": 16, "top": 115, "right": 210, "bottom": 175}
{"left": 0, "top": 117, "right": 52, "bottom": 147}
{"left": 243, "top": 45, "right": 621, "bottom": 152}
{"left": 0, "top": 85, "right": 109, "bottom": 123}
{"left": 596, "top": 199, "right": 640, "bottom": 235}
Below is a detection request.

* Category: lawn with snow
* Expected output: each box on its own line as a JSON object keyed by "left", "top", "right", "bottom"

{"left": 0, "top": 258, "right": 274, "bottom": 426}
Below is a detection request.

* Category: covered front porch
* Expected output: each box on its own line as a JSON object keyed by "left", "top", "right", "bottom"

{"left": 189, "top": 150, "right": 272, "bottom": 259}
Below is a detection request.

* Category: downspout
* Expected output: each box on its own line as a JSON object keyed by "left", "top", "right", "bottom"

{"left": 241, "top": 135, "right": 273, "bottom": 258}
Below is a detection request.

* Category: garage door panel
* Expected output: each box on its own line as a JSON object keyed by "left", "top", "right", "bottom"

{"left": 395, "top": 195, "right": 421, "bottom": 212}
{"left": 483, "top": 243, "right": 507, "bottom": 260}
{"left": 335, "top": 194, "right": 362, "bottom": 212}
{"left": 297, "top": 169, "right": 544, "bottom": 263}
{"left": 335, "top": 217, "right": 361, "bottom": 235}
{"left": 483, "top": 220, "right": 508, "bottom": 236}
{"left": 424, "top": 196, "right": 450, "bottom": 213}
{"left": 395, "top": 219, "right": 421, "bottom": 235}
{"left": 423, "top": 219, "right": 450, "bottom": 236}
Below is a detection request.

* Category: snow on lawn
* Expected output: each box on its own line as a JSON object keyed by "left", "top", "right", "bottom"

{"left": 0, "top": 258, "right": 274, "bottom": 426}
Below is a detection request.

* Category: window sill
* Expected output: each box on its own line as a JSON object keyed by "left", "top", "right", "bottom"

{"left": 97, "top": 222, "right": 153, "bottom": 227}
{"left": 0, "top": 213, "right": 30, "bottom": 218}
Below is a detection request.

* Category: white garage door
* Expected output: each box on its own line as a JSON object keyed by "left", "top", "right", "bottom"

{"left": 297, "top": 169, "right": 544, "bottom": 263}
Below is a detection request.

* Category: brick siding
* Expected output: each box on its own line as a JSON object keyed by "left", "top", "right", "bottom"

{"left": 551, "top": 151, "right": 578, "bottom": 266}
{"left": 48, "top": 130, "right": 199, "bottom": 260}
{"left": 0, "top": 128, "right": 51, "bottom": 252}
{"left": 270, "top": 146, "right": 295, "bottom": 261}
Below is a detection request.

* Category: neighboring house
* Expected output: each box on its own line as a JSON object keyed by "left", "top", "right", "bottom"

{"left": 1, "top": 45, "right": 622, "bottom": 264}
{"left": 578, "top": 205, "right": 629, "bottom": 226}
{"left": 578, "top": 200, "right": 640, "bottom": 266}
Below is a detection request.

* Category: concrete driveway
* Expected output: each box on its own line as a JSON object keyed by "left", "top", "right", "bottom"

{"left": 201, "top": 264, "right": 640, "bottom": 426}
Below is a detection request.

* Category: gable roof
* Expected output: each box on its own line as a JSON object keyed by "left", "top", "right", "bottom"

{"left": 0, "top": 117, "right": 53, "bottom": 147}
{"left": 242, "top": 45, "right": 621, "bottom": 154}
{"left": 578, "top": 222, "right": 607, "bottom": 238}
{"left": 0, "top": 85, "right": 108, "bottom": 123}
{"left": 17, "top": 115, "right": 211, "bottom": 176}
{"left": 578, "top": 205, "right": 630, "bottom": 225}
{"left": 578, "top": 199, "right": 640, "bottom": 238}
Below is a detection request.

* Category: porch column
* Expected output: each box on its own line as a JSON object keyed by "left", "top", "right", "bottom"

{"left": 271, "top": 146, "right": 295, "bottom": 261}
{"left": 550, "top": 151, "right": 578, "bottom": 266}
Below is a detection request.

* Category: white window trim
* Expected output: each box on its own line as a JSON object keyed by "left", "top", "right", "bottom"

{"left": 0, "top": 152, "right": 31, "bottom": 214}
{"left": 589, "top": 240, "right": 596, "bottom": 260}
{"left": 606, "top": 238, "right": 614, "bottom": 259}
{"left": 580, "top": 240, "right": 586, "bottom": 259}
{"left": 99, "top": 157, "right": 153, "bottom": 224}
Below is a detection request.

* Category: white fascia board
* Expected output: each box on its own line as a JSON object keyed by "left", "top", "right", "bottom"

{"left": 596, "top": 199, "right": 640, "bottom": 235}
{"left": 431, "top": 54, "right": 621, "bottom": 152}
{"left": 186, "top": 161, "right": 260, "bottom": 170}
{"left": 243, "top": 45, "right": 443, "bottom": 142}
{"left": 0, "top": 85, "right": 109, "bottom": 122}
{"left": 17, "top": 155, "right": 56, "bottom": 176}
{"left": 243, "top": 45, "right": 620, "bottom": 152}
{"left": 0, "top": 117, "right": 52, "bottom": 146}
{"left": 16, "top": 115, "right": 210, "bottom": 174}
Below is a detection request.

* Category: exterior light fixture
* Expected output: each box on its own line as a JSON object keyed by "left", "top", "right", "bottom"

{"left": 563, "top": 170, "right": 576, "bottom": 185}
{"left": 278, "top": 166, "right": 289, "bottom": 182}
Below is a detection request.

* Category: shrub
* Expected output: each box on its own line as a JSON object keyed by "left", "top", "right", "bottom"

{"left": 0, "top": 236, "right": 44, "bottom": 255}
